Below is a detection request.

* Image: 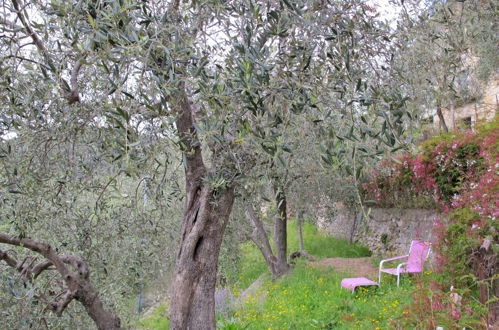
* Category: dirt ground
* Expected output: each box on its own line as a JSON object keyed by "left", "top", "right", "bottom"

{"left": 309, "top": 257, "right": 378, "bottom": 279}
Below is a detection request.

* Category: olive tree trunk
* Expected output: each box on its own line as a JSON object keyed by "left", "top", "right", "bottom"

{"left": 295, "top": 209, "right": 312, "bottom": 258}
{"left": 273, "top": 185, "right": 289, "bottom": 275}
{"left": 436, "top": 107, "right": 449, "bottom": 133}
{"left": 169, "top": 186, "right": 234, "bottom": 329}
{"left": 168, "top": 90, "right": 235, "bottom": 329}
{"left": 245, "top": 205, "right": 280, "bottom": 277}
{"left": 245, "top": 183, "right": 289, "bottom": 278}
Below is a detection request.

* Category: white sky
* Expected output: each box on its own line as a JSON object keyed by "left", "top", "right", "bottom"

{"left": 371, "top": 0, "right": 401, "bottom": 27}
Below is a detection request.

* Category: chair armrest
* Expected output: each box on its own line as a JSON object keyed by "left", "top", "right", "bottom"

{"left": 379, "top": 255, "right": 408, "bottom": 269}
{"left": 382, "top": 255, "right": 409, "bottom": 262}
{"left": 396, "top": 262, "right": 407, "bottom": 274}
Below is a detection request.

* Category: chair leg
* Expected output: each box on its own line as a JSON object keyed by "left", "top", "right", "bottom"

{"left": 397, "top": 273, "right": 400, "bottom": 287}
{"left": 379, "top": 270, "right": 382, "bottom": 285}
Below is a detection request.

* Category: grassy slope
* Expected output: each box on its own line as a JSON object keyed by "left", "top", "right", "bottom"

{"left": 138, "top": 220, "right": 414, "bottom": 329}
{"left": 222, "top": 221, "right": 412, "bottom": 329}
{"left": 235, "top": 220, "right": 371, "bottom": 290}
{"left": 223, "top": 261, "right": 413, "bottom": 329}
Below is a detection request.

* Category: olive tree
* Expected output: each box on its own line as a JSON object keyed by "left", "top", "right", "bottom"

{"left": 390, "top": 0, "right": 498, "bottom": 132}
{"left": 0, "top": 1, "right": 451, "bottom": 329}
{"left": 0, "top": 0, "right": 183, "bottom": 328}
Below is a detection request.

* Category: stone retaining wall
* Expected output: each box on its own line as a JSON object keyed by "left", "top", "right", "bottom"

{"left": 317, "top": 202, "right": 438, "bottom": 255}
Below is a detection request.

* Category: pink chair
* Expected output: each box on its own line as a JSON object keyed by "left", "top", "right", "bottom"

{"left": 378, "top": 240, "right": 431, "bottom": 286}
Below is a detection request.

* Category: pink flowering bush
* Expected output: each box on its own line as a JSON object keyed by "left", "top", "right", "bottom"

{"left": 363, "top": 118, "right": 498, "bottom": 327}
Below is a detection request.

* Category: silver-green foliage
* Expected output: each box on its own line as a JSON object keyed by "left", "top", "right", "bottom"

{"left": 0, "top": 124, "right": 183, "bottom": 328}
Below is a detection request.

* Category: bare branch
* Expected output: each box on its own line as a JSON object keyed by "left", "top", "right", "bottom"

{"left": 2, "top": 55, "right": 51, "bottom": 69}
{"left": 0, "top": 248, "right": 18, "bottom": 268}
{"left": 0, "top": 17, "right": 23, "bottom": 31}
{"left": 0, "top": 233, "right": 52, "bottom": 256}
{"left": 32, "top": 260, "right": 55, "bottom": 279}
{"left": 11, "top": 0, "right": 52, "bottom": 65}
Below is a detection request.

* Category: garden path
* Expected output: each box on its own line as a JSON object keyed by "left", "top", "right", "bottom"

{"left": 310, "top": 257, "right": 378, "bottom": 279}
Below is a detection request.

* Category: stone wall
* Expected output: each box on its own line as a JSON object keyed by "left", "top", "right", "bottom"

{"left": 317, "top": 201, "right": 356, "bottom": 241}
{"left": 317, "top": 202, "right": 438, "bottom": 255}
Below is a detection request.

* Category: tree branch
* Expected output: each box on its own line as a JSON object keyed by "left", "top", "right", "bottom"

{"left": 11, "top": 0, "right": 52, "bottom": 65}
{"left": 2, "top": 55, "right": 51, "bottom": 69}
{"left": 32, "top": 260, "right": 55, "bottom": 279}
{"left": 0, "top": 233, "right": 121, "bottom": 329}
{"left": 0, "top": 16, "right": 23, "bottom": 31}
{"left": 0, "top": 248, "right": 18, "bottom": 268}
{"left": 66, "top": 59, "right": 83, "bottom": 104}
{"left": 10, "top": 0, "right": 83, "bottom": 104}
{"left": 49, "top": 288, "right": 77, "bottom": 316}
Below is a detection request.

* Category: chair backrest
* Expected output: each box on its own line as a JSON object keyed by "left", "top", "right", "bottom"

{"left": 406, "top": 240, "right": 431, "bottom": 272}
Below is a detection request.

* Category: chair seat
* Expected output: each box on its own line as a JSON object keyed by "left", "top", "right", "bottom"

{"left": 341, "top": 277, "right": 379, "bottom": 292}
{"left": 380, "top": 267, "right": 421, "bottom": 275}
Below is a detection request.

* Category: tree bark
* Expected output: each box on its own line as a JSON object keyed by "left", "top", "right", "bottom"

{"left": 272, "top": 184, "right": 289, "bottom": 275}
{"left": 436, "top": 107, "right": 449, "bottom": 133}
{"left": 168, "top": 88, "right": 235, "bottom": 329}
{"left": 169, "top": 186, "right": 235, "bottom": 329}
{"left": 245, "top": 205, "right": 279, "bottom": 277}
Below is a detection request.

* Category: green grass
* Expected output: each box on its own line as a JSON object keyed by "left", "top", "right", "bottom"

{"left": 136, "top": 220, "right": 414, "bottom": 329}
{"left": 234, "top": 219, "right": 371, "bottom": 290}
{"left": 236, "top": 241, "right": 271, "bottom": 290}
{"left": 287, "top": 220, "right": 371, "bottom": 258}
{"left": 221, "top": 220, "right": 414, "bottom": 329}
{"left": 224, "top": 261, "right": 414, "bottom": 329}
{"left": 136, "top": 303, "right": 170, "bottom": 330}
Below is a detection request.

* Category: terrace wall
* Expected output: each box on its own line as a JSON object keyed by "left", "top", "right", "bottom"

{"left": 317, "top": 203, "right": 438, "bottom": 255}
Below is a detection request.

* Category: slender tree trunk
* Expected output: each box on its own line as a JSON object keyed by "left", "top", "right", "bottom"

{"left": 297, "top": 209, "right": 305, "bottom": 252}
{"left": 273, "top": 184, "right": 289, "bottom": 275}
{"left": 168, "top": 88, "right": 236, "bottom": 329}
{"left": 294, "top": 209, "right": 313, "bottom": 259}
{"left": 245, "top": 205, "right": 279, "bottom": 277}
{"left": 436, "top": 107, "right": 449, "bottom": 133}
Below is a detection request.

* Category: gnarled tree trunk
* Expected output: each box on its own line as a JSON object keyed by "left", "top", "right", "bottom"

{"left": 168, "top": 89, "right": 236, "bottom": 329}
{"left": 169, "top": 186, "right": 234, "bottom": 329}
{"left": 0, "top": 234, "right": 121, "bottom": 330}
